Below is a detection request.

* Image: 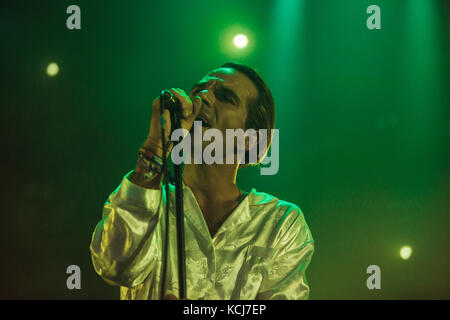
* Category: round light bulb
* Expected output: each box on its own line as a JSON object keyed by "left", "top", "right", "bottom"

{"left": 46, "top": 62, "right": 59, "bottom": 77}
{"left": 233, "top": 34, "right": 248, "bottom": 49}
{"left": 399, "top": 246, "right": 412, "bottom": 260}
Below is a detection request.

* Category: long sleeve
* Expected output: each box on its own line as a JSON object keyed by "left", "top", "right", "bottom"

{"left": 257, "top": 207, "right": 314, "bottom": 300}
{"left": 90, "top": 171, "right": 164, "bottom": 288}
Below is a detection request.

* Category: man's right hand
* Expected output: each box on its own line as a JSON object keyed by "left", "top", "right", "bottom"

{"left": 131, "top": 88, "right": 202, "bottom": 188}
{"left": 144, "top": 88, "right": 202, "bottom": 157}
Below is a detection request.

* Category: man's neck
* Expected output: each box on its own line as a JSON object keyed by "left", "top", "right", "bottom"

{"left": 182, "top": 162, "right": 241, "bottom": 203}
{"left": 182, "top": 162, "right": 242, "bottom": 237}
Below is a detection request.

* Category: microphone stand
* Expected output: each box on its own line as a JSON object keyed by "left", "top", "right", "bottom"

{"left": 160, "top": 90, "right": 186, "bottom": 300}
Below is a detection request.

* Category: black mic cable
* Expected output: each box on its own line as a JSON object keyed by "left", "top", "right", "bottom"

{"left": 159, "top": 89, "right": 186, "bottom": 299}
{"left": 159, "top": 90, "right": 171, "bottom": 300}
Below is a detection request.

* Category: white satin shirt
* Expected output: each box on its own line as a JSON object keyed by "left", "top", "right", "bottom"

{"left": 90, "top": 171, "right": 314, "bottom": 300}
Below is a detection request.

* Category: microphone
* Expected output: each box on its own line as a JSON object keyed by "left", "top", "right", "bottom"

{"left": 160, "top": 89, "right": 181, "bottom": 116}
{"left": 160, "top": 89, "right": 182, "bottom": 135}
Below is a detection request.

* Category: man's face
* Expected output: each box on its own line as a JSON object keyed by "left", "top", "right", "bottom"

{"left": 189, "top": 67, "right": 258, "bottom": 134}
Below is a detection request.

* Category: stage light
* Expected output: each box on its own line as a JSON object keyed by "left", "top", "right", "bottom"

{"left": 220, "top": 26, "right": 254, "bottom": 57}
{"left": 233, "top": 34, "right": 248, "bottom": 49}
{"left": 399, "top": 246, "right": 412, "bottom": 260}
{"left": 46, "top": 62, "right": 59, "bottom": 77}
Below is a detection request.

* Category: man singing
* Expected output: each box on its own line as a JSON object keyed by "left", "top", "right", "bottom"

{"left": 90, "top": 62, "right": 314, "bottom": 299}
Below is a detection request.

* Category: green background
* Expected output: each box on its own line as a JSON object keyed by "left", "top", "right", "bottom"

{"left": 1, "top": 0, "right": 449, "bottom": 299}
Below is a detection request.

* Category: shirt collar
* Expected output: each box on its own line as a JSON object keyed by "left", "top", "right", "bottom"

{"left": 180, "top": 182, "right": 253, "bottom": 239}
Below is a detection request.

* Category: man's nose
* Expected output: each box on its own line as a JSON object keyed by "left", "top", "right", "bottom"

{"left": 197, "top": 89, "right": 214, "bottom": 107}
{"left": 196, "top": 79, "right": 218, "bottom": 107}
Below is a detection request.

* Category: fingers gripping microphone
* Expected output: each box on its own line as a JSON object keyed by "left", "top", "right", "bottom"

{"left": 160, "top": 89, "right": 182, "bottom": 136}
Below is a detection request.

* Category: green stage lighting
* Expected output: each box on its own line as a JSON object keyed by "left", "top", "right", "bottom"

{"left": 220, "top": 25, "right": 254, "bottom": 58}
{"left": 399, "top": 246, "right": 413, "bottom": 260}
{"left": 46, "top": 62, "right": 59, "bottom": 77}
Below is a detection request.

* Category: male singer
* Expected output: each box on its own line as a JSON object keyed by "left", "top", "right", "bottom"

{"left": 90, "top": 62, "right": 314, "bottom": 299}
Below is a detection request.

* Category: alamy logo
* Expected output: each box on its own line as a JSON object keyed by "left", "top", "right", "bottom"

{"left": 169, "top": 121, "right": 279, "bottom": 175}
{"left": 66, "top": 265, "right": 81, "bottom": 290}
{"left": 66, "top": 5, "right": 81, "bottom": 30}
{"left": 366, "top": 265, "right": 381, "bottom": 290}
{"left": 366, "top": 5, "right": 381, "bottom": 30}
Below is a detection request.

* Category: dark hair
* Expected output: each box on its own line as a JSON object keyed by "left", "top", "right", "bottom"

{"left": 220, "top": 62, "right": 275, "bottom": 167}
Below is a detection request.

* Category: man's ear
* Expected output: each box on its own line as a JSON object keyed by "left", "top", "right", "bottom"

{"left": 245, "top": 131, "right": 259, "bottom": 151}
{"left": 243, "top": 130, "right": 260, "bottom": 166}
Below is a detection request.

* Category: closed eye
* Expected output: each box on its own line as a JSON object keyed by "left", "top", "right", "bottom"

{"left": 216, "top": 92, "right": 233, "bottom": 104}
{"left": 190, "top": 82, "right": 240, "bottom": 106}
{"left": 214, "top": 87, "right": 239, "bottom": 106}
